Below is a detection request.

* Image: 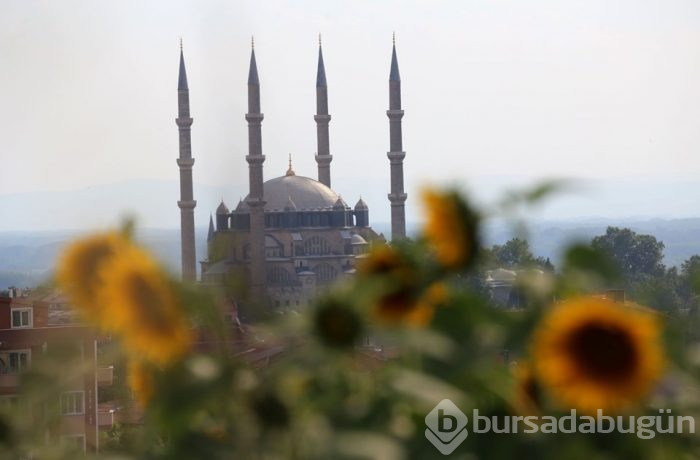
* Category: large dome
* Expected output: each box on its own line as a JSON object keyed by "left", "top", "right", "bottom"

{"left": 241, "top": 175, "right": 341, "bottom": 212}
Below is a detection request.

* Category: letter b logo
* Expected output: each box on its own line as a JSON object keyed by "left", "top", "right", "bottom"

{"left": 425, "top": 400, "right": 468, "bottom": 455}
{"left": 439, "top": 409, "right": 458, "bottom": 433}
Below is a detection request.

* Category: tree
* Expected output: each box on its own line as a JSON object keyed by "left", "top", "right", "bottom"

{"left": 488, "top": 238, "right": 554, "bottom": 271}
{"left": 590, "top": 227, "right": 665, "bottom": 279}
{"left": 628, "top": 269, "right": 682, "bottom": 314}
{"left": 679, "top": 255, "right": 700, "bottom": 301}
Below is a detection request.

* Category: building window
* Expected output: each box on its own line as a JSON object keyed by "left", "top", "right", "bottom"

{"left": 0, "top": 350, "right": 30, "bottom": 374}
{"left": 304, "top": 236, "right": 331, "bottom": 256}
{"left": 11, "top": 308, "right": 32, "bottom": 328}
{"left": 61, "top": 434, "right": 86, "bottom": 452}
{"left": 60, "top": 391, "right": 85, "bottom": 415}
{"left": 267, "top": 267, "right": 291, "bottom": 284}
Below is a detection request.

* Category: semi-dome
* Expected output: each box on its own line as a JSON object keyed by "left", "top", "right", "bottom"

{"left": 350, "top": 234, "right": 367, "bottom": 245}
{"left": 241, "top": 175, "right": 340, "bottom": 212}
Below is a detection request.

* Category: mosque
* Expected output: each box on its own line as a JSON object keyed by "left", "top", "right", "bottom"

{"left": 175, "top": 37, "right": 407, "bottom": 311}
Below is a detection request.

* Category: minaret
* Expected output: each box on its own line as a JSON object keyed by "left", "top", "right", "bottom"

{"left": 314, "top": 34, "right": 333, "bottom": 187}
{"left": 176, "top": 40, "right": 197, "bottom": 281}
{"left": 387, "top": 33, "right": 407, "bottom": 240}
{"left": 245, "top": 38, "right": 267, "bottom": 301}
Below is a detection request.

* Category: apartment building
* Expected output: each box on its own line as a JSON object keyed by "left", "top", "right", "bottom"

{"left": 0, "top": 289, "right": 113, "bottom": 453}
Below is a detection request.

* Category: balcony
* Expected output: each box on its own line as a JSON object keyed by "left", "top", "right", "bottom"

{"left": 96, "top": 366, "right": 113, "bottom": 386}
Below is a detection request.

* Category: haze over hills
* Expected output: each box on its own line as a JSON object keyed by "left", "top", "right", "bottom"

{"left": 2, "top": 177, "right": 699, "bottom": 289}
{"left": 2, "top": 217, "right": 699, "bottom": 290}
{"left": 3, "top": 177, "right": 700, "bottom": 232}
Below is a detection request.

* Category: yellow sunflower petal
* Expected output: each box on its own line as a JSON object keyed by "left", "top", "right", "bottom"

{"left": 421, "top": 189, "right": 477, "bottom": 270}
{"left": 127, "top": 360, "right": 155, "bottom": 407}
{"left": 373, "top": 282, "right": 446, "bottom": 327}
{"left": 99, "top": 246, "right": 192, "bottom": 365}
{"left": 56, "top": 232, "right": 132, "bottom": 325}
{"left": 510, "top": 362, "right": 542, "bottom": 416}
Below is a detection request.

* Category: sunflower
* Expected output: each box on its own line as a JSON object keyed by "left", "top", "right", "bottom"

{"left": 421, "top": 189, "right": 478, "bottom": 270}
{"left": 358, "top": 244, "right": 416, "bottom": 284}
{"left": 532, "top": 297, "right": 665, "bottom": 414}
{"left": 127, "top": 359, "right": 155, "bottom": 407}
{"left": 99, "top": 246, "right": 192, "bottom": 365}
{"left": 358, "top": 244, "right": 439, "bottom": 326}
{"left": 374, "top": 282, "right": 448, "bottom": 327}
{"left": 56, "top": 232, "right": 132, "bottom": 325}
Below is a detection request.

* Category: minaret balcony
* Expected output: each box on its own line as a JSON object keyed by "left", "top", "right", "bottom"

{"left": 387, "top": 151, "right": 406, "bottom": 163}
{"left": 178, "top": 200, "right": 197, "bottom": 210}
{"left": 177, "top": 158, "right": 195, "bottom": 168}
{"left": 314, "top": 114, "right": 331, "bottom": 123}
{"left": 245, "top": 113, "right": 265, "bottom": 123}
{"left": 175, "top": 117, "right": 193, "bottom": 128}
{"left": 245, "top": 197, "right": 267, "bottom": 208}
{"left": 245, "top": 155, "right": 266, "bottom": 165}
{"left": 388, "top": 193, "right": 408, "bottom": 204}
{"left": 386, "top": 109, "right": 404, "bottom": 119}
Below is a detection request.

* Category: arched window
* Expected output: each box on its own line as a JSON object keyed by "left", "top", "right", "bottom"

{"left": 303, "top": 235, "right": 331, "bottom": 256}
{"left": 312, "top": 263, "right": 338, "bottom": 283}
{"left": 267, "top": 267, "right": 292, "bottom": 284}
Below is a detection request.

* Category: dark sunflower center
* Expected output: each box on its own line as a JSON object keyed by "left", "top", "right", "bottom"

{"left": 566, "top": 321, "right": 638, "bottom": 382}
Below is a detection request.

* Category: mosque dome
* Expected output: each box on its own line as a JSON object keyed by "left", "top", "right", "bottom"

{"left": 241, "top": 175, "right": 340, "bottom": 212}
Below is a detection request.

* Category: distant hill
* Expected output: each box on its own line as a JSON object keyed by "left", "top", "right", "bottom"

{"left": 1, "top": 218, "right": 699, "bottom": 289}
{"left": 0, "top": 228, "right": 209, "bottom": 289}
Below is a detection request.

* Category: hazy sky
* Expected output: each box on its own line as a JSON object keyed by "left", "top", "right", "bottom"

{"left": 2, "top": 0, "right": 700, "bottom": 231}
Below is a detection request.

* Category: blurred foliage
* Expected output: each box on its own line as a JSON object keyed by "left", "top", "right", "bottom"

{"left": 5, "top": 185, "right": 700, "bottom": 459}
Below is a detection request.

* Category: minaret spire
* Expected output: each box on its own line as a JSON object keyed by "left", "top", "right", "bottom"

{"left": 314, "top": 35, "right": 332, "bottom": 187}
{"left": 207, "top": 214, "right": 215, "bottom": 243}
{"left": 176, "top": 41, "right": 197, "bottom": 281}
{"left": 245, "top": 42, "right": 267, "bottom": 304}
{"left": 387, "top": 34, "right": 407, "bottom": 240}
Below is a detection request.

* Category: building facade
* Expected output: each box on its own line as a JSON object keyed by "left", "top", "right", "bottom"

{"left": 0, "top": 290, "right": 114, "bottom": 453}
